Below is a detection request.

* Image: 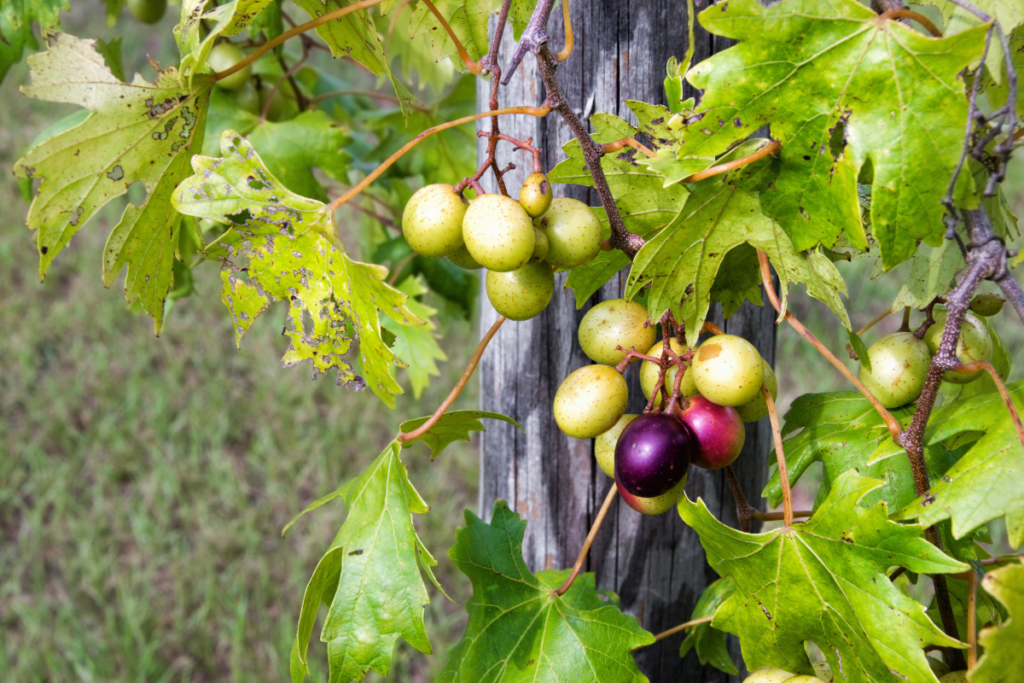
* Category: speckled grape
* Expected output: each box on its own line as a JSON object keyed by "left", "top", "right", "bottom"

{"left": 208, "top": 43, "right": 250, "bottom": 91}
{"left": 530, "top": 228, "right": 549, "bottom": 263}
{"left": 533, "top": 198, "right": 603, "bottom": 268}
{"left": 486, "top": 263, "right": 554, "bottom": 321}
{"left": 970, "top": 292, "right": 1005, "bottom": 317}
{"left": 595, "top": 414, "right": 639, "bottom": 478}
{"left": 578, "top": 299, "right": 656, "bottom": 366}
{"left": 923, "top": 311, "right": 994, "bottom": 383}
{"left": 691, "top": 335, "right": 764, "bottom": 407}
{"left": 463, "top": 194, "right": 535, "bottom": 272}
{"left": 401, "top": 184, "right": 468, "bottom": 258}
{"left": 938, "top": 672, "right": 967, "bottom": 683}
{"left": 519, "top": 172, "right": 553, "bottom": 218}
{"left": 639, "top": 339, "right": 698, "bottom": 407}
{"left": 446, "top": 244, "right": 482, "bottom": 270}
{"left": 734, "top": 360, "right": 778, "bottom": 423}
{"left": 553, "top": 365, "right": 629, "bottom": 439}
{"left": 742, "top": 666, "right": 794, "bottom": 683}
{"left": 859, "top": 332, "right": 931, "bottom": 408}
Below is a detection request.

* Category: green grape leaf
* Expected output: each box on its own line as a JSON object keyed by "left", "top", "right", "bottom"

{"left": 404, "top": 1, "right": 537, "bottom": 67}
{"left": 891, "top": 240, "right": 964, "bottom": 310}
{"left": 929, "top": 0, "right": 1023, "bottom": 84}
{"left": 925, "top": 575, "right": 1000, "bottom": 646}
{"left": 376, "top": 2, "right": 457, "bottom": 94}
{"left": 680, "top": 471, "right": 967, "bottom": 683}
{"left": 682, "top": 0, "right": 987, "bottom": 268}
{"left": 246, "top": 111, "right": 352, "bottom": 202}
{"left": 549, "top": 137, "right": 675, "bottom": 198}
{"left": 848, "top": 328, "right": 872, "bottom": 371}
{"left": 710, "top": 244, "right": 764, "bottom": 320}
{"left": 399, "top": 410, "right": 522, "bottom": 460}
{"left": 391, "top": 276, "right": 447, "bottom": 399}
{"left": 972, "top": 564, "right": 1024, "bottom": 683}
{"left": 13, "top": 32, "right": 212, "bottom": 331}
{"left": 0, "top": 0, "right": 67, "bottom": 85}
{"left": 292, "top": 545, "right": 346, "bottom": 683}
{"left": 679, "top": 577, "right": 739, "bottom": 675}
{"left": 937, "top": 314, "right": 1013, "bottom": 406}
{"left": 761, "top": 392, "right": 958, "bottom": 513}
{"left": 175, "top": 0, "right": 245, "bottom": 81}
{"left": 221, "top": 0, "right": 277, "bottom": 37}
{"left": 886, "top": 381, "right": 1024, "bottom": 540}
{"left": 172, "top": 130, "right": 423, "bottom": 407}
{"left": 589, "top": 112, "right": 640, "bottom": 143}
{"left": 624, "top": 183, "right": 850, "bottom": 347}
{"left": 438, "top": 500, "right": 654, "bottom": 683}
{"left": 984, "top": 24, "right": 1024, "bottom": 112}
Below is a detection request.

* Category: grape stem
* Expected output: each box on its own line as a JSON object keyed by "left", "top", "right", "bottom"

{"left": 554, "top": 483, "right": 618, "bottom": 596}
{"left": 755, "top": 250, "right": 904, "bottom": 440}
{"left": 954, "top": 360, "right": 1024, "bottom": 452}
{"left": 845, "top": 306, "right": 895, "bottom": 360}
{"left": 648, "top": 616, "right": 713, "bottom": 644}
{"left": 764, "top": 382, "right": 794, "bottom": 527}
{"left": 420, "top": 0, "right": 482, "bottom": 74}
{"left": 602, "top": 138, "right": 657, "bottom": 158}
{"left": 554, "top": 0, "right": 574, "bottom": 62}
{"left": 680, "top": 140, "right": 781, "bottom": 183}
{"left": 396, "top": 316, "right": 506, "bottom": 443}
{"left": 723, "top": 465, "right": 811, "bottom": 532}
{"left": 877, "top": 8, "right": 942, "bottom": 36}
{"left": 967, "top": 570, "right": 979, "bottom": 669}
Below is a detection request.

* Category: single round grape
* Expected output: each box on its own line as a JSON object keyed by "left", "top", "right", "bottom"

{"left": 402, "top": 184, "right": 468, "bottom": 258}
{"left": 640, "top": 339, "right": 698, "bottom": 407}
{"left": 616, "top": 473, "right": 687, "bottom": 516}
{"left": 486, "top": 263, "right": 555, "bottom": 321}
{"left": 859, "top": 332, "right": 931, "bottom": 408}
{"left": 232, "top": 81, "right": 261, "bottom": 115}
{"left": 578, "top": 299, "right": 656, "bottom": 366}
{"left": 519, "top": 172, "right": 553, "bottom": 218}
{"left": 463, "top": 194, "right": 535, "bottom": 272}
{"left": 446, "top": 244, "right": 482, "bottom": 270}
{"left": 926, "top": 656, "right": 950, "bottom": 678}
{"left": 595, "top": 414, "right": 639, "bottom": 478}
{"left": 261, "top": 78, "right": 300, "bottom": 122}
{"left": 208, "top": 43, "right": 251, "bottom": 91}
{"left": 923, "top": 311, "right": 994, "bottom": 383}
{"left": 553, "top": 365, "right": 629, "bottom": 439}
{"left": 742, "top": 667, "right": 795, "bottom": 683}
{"left": 530, "top": 228, "right": 549, "bottom": 263}
{"left": 812, "top": 662, "right": 832, "bottom": 682}
{"left": 675, "top": 396, "right": 745, "bottom": 470}
{"left": 970, "top": 292, "right": 1005, "bottom": 317}
{"left": 614, "top": 413, "right": 693, "bottom": 497}
{"left": 128, "top": 0, "right": 166, "bottom": 24}
{"left": 938, "top": 672, "right": 967, "bottom": 683}
{"left": 533, "top": 198, "right": 603, "bottom": 268}
{"left": 691, "top": 335, "right": 764, "bottom": 406}
{"left": 734, "top": 360, "right": 778, "bottom": 423}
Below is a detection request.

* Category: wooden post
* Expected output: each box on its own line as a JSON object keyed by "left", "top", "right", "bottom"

{"left": 477, "top": 3, "right": 774, "bottom": 680}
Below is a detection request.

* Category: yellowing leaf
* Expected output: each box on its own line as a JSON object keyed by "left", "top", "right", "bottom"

{"left": 13, "top": 32, "right": 211, "bottom": 330}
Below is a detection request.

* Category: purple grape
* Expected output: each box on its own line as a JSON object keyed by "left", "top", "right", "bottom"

{"left": 614, "top": 413, "right": 693, "bottom": 497}
{"left": 675, "top": 396, "right": 745, "bottom": 470}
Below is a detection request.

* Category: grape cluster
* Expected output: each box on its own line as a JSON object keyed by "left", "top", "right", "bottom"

{"left": 858, "top": 296, "right": 1001, "bottom": 409}
{"left": 555, "top": 302, "right": 775, "bottom": 516}
{"left": 401, "top": 176, "right": 603, "bottom": 321}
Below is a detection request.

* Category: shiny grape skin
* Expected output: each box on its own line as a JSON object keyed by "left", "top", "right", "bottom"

{"left": 614, "top": 413, "right": 693, "bottom": 497}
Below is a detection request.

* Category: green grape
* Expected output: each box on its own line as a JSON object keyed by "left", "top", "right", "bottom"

{"left": 261, "top": 78, "right": 299, "bottom": 122}
{"left": 530, "top": 228, "right": 549, "bottom": 263}
{"left": 519, "top": 172, "right": 553, "bottom": 218}
{"left": 691, "top": 335, "right": 764, "bottom": 407}
{"left": 553, "top": 365, "right": 629, "bottom": 439}
{"left": 127, "top": 0, "right": 166, "bottom": 24}
{"left": 594, "top": 414, "right": 639, "bottom": 478}
{"left": 938, "top": 673, "right": 967, "bottom": 683}
{"left": 401, "top": 184, "right": 468, "bottom": 258}
{"left": 970, "top": 292, "right": 1005, "bottom": 316}
{"left": 667, "top": 113, "right": 685, "bottom": 131}
{"left": 783, "top": 677, "right": 826, "bottom": 683}
{"left": 859, "top": 332, "right": 931, "bottom": 408}
{"left": 923, "top": 311, "right": 994, "bottom": 383}
{"left": 734, "top": 360, "right": 778, "bottom": 422}
{"left": 485, "top": 263, "right": 554, "bottom": 321}
{"left": 533, "top": 198, "right": 603, "bottom": 268}
{"left": 463, "top": 194, "right": 535, "bottom": 272}
{"left": 578, "top": 299, "right": 656, "bottom": 366}
{"left": 743, "top": 667, "right": 795, "bottom": 683}
{"left": 446, "top": 244, "right": 482, "bottom": 270}
{"left": 208, "top": 43, "right": 251, "bottom": 91}
{"left": 639, "top": 339, "right": 698, "bottom": 407}
{"left": 233, "top": 82, "right": 261, "bottom": 115}
{"left": 618, "top": 474, "right": 687, "bottom": 516}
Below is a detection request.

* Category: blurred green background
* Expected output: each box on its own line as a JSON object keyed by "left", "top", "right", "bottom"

{"left": 3, "top": 3, "right": 1024, "bottom": 683}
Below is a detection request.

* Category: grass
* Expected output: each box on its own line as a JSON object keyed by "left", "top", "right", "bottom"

{"left": 3, "top": 4, "right": 1024, "bottom": 682}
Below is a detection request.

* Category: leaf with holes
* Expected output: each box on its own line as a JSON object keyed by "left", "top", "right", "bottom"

{"left": 680, "top": 471, "right": 967, "bottom": 683}
{"left": 971, "top": 564, "right": 1024, "bottom": 683}
{"left": 438, "top": 500, "right": 654, "bottom": 683}
{"left": 172, "top": 130, "right": 424, "bottom": 407}
{"left": 13, "top": 32, "right": 212, "bottom": 331}
{"left": 680, "top": 0, "right": 987, "bottom": 268}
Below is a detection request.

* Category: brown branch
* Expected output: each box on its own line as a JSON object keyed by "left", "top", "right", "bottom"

{"left": 397, "top": 316, "right": 506, "bottom": 443}
{"left": 756, "top": 250, "right": 903, "bottom": 439}
{"left": 681, "top": 140, "right": 781, "bottom": 183}
{"left": 555, "top": 484, "right": 618, "bottom": 596}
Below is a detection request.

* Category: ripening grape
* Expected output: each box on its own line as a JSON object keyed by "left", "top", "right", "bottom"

{"left": 578, "top": 299, "right": 656, "bottom": 366}
{"left": 691, "top": 335, "right": 764, "bottom": 406}
{"left": 639, "top": 339, "right": 698, "bottom": 407}
{"left": 446, "top": 244, "right": 482, "bottom": 270}
{"left": 128, "top": 0, "right": 166, "bottom": 24}
{"left": 616, "top": 473, "right": 687, "bottom": 515}
{"left": 923, "top": 311, "right": 994, "bottom": 383}
{"left": 970, "top": 292, "right": 1005, "bottom": 317}
{"left": 675, "top": 396, "right": 745, "bottom": 469}
{"left": 734, "top": 359, "right": 778, "bottom": 423}
{"left": 401, "top": 184, "right": 468, "bottom": 258}
{"left": 486, "top": 263, "right": 555, "bottom": 321}
{"left": 595, "top": 414, "right": 639, "bottom": 478}
{"left": 533, "top": 198, "right": 603, "bottom": 268}
{"left": 859, "top": 332, "right": 931, "bottom": 408}
{"left": 463, "top": 194, "right": 535, "bottom": 272}
{"left": 530, "top": 228, "right": 549, "bottom": 263}
{"left": 553, "top": 365, "right": 629, "bottom": 439}
{"left": 208, "top": 43, "right": 251, "bottom": 91}
{"left": 519, "top": 172, "right": 553, "bottom": 218}
{"left": 742, "top": 667, "right": 795, "bottom": 683}
{"left": 614, "top": 413, "right": 692, "bottom": 497}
